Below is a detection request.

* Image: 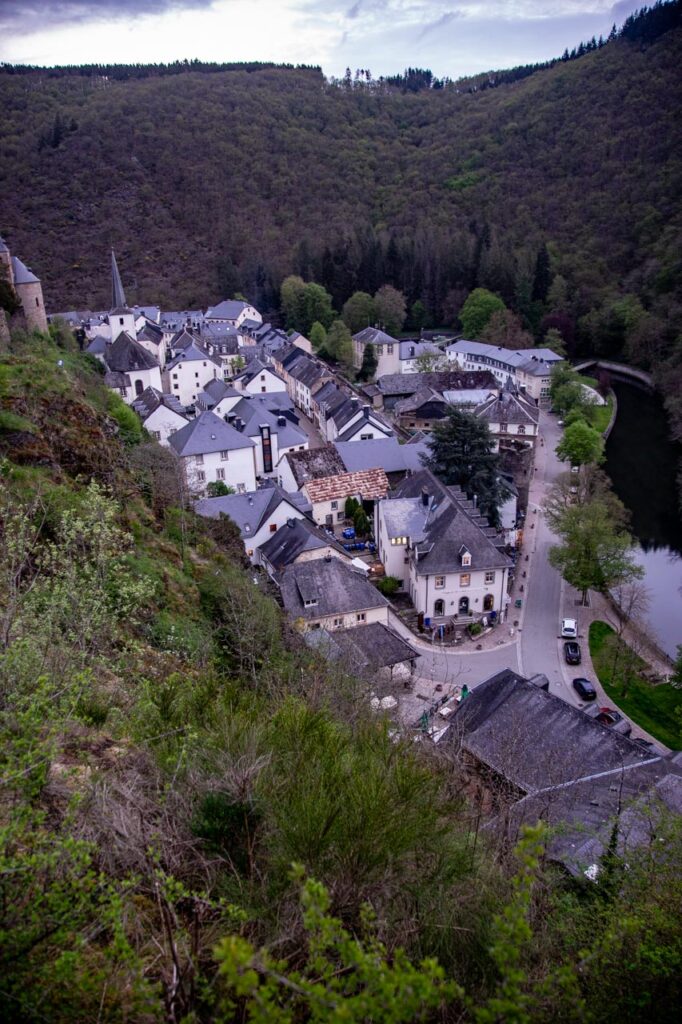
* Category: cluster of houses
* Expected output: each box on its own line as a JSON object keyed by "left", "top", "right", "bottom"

{"left": 43, "top": 252, "right": 569, "bottom": 658}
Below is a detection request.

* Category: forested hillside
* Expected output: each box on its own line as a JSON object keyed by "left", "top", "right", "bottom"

{"left": 1, "top": 324, "right": 681, "bottom": 1022}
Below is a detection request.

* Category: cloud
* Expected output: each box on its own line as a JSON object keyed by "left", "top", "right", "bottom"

{"left": 0, "top": 0, "right": 217, "bottom": 35}
{"left": 417, "top": 10, "right": 463, "bottom": 40}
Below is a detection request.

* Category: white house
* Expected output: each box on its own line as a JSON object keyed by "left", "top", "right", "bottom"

{"left": 226, "top": 396, "right": 309, "bottom": 479}
{"left": 204, "top": 299, "right": 262, "bottom": 329}
{"left": 194, "top": 485, "right": 311, "bottom": 563}
{"left": 164, "top": 341, "right": 222, "bottom": 407}
{"left": 473, "top": 380, "right": 540, "bottom": 451}
{"left": 167, "top": 410, "right": 257, "bottom": 495}
{"left": 446, "top": 340, "right": 563, "bottom": 403}
{"left": 352, "top": 327, "right": 401, "bottom": 377}
{"left": 131, "top": 387, "right": 189, "bottom": 445}
{"left": 277, "top": 558, "right": 390, "bottom": 632}
{"left": 233, "top": 359, "right": 287, "bottom": 395}
{"left": 375, "top": 470, "right": 512, "bottom": 622}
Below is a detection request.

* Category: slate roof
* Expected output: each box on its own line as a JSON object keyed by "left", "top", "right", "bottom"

{"left": 451, "top": 669, "right": 682, "bottom": 876}
{"left": 194, "top": 486, "right": 310, "bottom": 537}
{"left": 259, "top": 517, "right": 349, "bottom": 571}
{"left": 86, "top": 335, "right": 108, "bottom": 356}
{"left": 353, "top": 327, "right": 399, "bottom": 346}
{"left": 229, "top": 396, "right": 308, "bottom": 448}
{"left": 281, "top": 447, "right": 346, "bottom": 488}
{"left": 137, "top": 322, "right": 164, "bottom": 345}
{"left": 376, "top": 371, "right": 497, "bottom": 396}
{"left": 278, "top": 559, "right": 390, "bottom": 621}
{"left": 474, "top": 388, "right": 540, "bottom": 426}
{"left": 197, "top": 378, "right": 241, "bottom": 410}
{"left": 334, "top": 437, "right": 409, "bottom": 474}
{"left": 235, "top": 359, "right": 284, "bottom": 387}
{"left": 166, "top": 341, "right": 221, "bottom": 370}
{"left": 335, "top": 414, "right": 393, "bottom": 442}
{"left": 394, "top": 387, "right": 446, "bottom": 416}
{"left": 168, "top": 329, "right": 196, "bottom": 353}
{"left": 390, "top": 470, "right": 511, "bottom": 574}
{"left": 131, "top": 387, "right": 188, "bottom": 422}
{"left": 167, "top": 410, "right": 255, "bottom": 457}
{"left": 110, "top": 250, "right": 127, "bottom": 309}
{"left": 398, "top": 340, "right": 442, "bottom": 360}
{"left": 303, "top": 468, "right": 389, "bottom": 505}
{"left": 105, "top": 332, "right": 159, "bottom": 372}
{"left": 447, "top": 340, "right": 563, "bottom": 375}
{"left": 305, "top": 622, "right": 420, "bottom": 671}
{"left": 104, "top": 370, "right": 131, "bottom": 389}
{"left": 11, "top": 255, "right": 40, "bottom": 285}
{"left": 204, "top": 299, "right": 250, "bottom": 320}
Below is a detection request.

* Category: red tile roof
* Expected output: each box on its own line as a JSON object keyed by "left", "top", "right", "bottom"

{"left": 303, "top": 468, "right": 389, "bottom": 504}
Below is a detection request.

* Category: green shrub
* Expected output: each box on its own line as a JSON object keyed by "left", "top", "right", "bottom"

{"left": 377, "top": 576, "right": 400, "bottom": 596}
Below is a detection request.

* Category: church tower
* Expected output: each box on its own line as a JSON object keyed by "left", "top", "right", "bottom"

{"left": 108, "top": 250, "right": 136, "bottom": 340}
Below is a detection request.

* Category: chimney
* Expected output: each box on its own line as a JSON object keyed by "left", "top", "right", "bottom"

{"left": 227, "top": 412, "right": 236, "bottom": 423}
{"left": 287, "top": 518, "right": 296, "bottom": 528}
{"left": 410, "top": 345, "right": 415, "bottom": 357}
{"left": 277, "top": 415, "right": 286, "bottom": 426}
{"left": 363, "top": 406, "right": 370, "bottom": 419}
{"left": 473, "top": 494, "right": 478, "bottom": 508}
{"left": 421, "top": 487, "right": 429, "bottom": 508}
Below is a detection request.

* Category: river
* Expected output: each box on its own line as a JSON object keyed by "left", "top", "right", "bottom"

{"left": 604, "top": 380, "right": 682, "bottom": 660}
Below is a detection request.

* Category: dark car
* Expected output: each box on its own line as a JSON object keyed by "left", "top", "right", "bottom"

{"left": 572, "top": 677, "right": 597, "bottom": 701}
{"left": 593, "top": 707, "right": 632, "bottom": 736}
{"left": 564, "top": 641, "right": 581, "bottom": 665}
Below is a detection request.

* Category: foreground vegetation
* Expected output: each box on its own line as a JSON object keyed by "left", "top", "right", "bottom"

{"left": 589, "top": 620, "right": 682, "bottom": 748}
{"left": 1, "top": 330, "right": 682, "bottom": 1019}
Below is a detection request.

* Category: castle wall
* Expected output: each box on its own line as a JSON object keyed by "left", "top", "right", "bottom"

{"left": 15, "top": 281, "right": 48, "bottom": 333}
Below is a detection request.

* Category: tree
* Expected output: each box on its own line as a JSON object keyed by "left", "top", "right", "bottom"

{"left": 409, "top": 300, "right": 428, "bottom": 332}
{"left": 608, "top": 578, "right": 651, "bottom": 697}
{"left": 480, "top": 308, "right": 533, "bottom": 349}
{"left": 459, "top": 288, "right": 506, "bottom": 338}
{"left": 342, "top": 291, "right": 375, "bottom": 333}
{"left": 325, "top": 320, "right": 353, "bottom": 369}
{"left": 357, "top": 342, "right": 378, "bottom": 381}
{"left": 207, "top": 481, "right": 234, "bottom": 497}
{"left": 556, "top": 419, "right": 604, "bottom": 466}
{"left": 309, "top": 321, "right": 327, "bottom": 352}
{"left": 548, "top": 499, "right": 643, "bottom": 604}
{"left": 344, "top": 496, "right": 360, "bottom": 518}
{"left": 353, "top": 506, "right": 370, "bottom": 537}
{"left": 414, "top": 350, "right": 445, "bottom": 373}
{"left": 374, "top": 285, "right": 406, "bottom": 335}
{"left": 422, "top": 408, "right": 507, "bottom": 527}
{"left": 281, "top": 276, "right": 334, "bottom": 334}
{"left": 531, "top": 243, "right": 551, "bottom": 302}
{"left": 280, "top": 274, "right": 306, "bottom": 330}
{"left": 543, "top": 327, "right": 567, "bottom": 358}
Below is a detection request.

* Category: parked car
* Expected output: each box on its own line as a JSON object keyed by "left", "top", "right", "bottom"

{"left": 561, "top": 618, "right": 578, "bottom": 639}
{"left": 585, "top": 704, "right": 632, "bottom": 736}
{"left": 572, "top": 677, "right": 597, "bottom": 701}
{"left": 564, "top": 641, "right": 581, "bottom": 665}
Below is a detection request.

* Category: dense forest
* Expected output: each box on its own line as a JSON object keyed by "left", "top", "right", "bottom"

{"left": 1, "top": 321, "right": 681, "bottom": 1021}
{"left": 0, "top": 1, "right": 680, "bottom": 428}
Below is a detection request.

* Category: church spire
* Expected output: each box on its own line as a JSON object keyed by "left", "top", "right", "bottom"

{"left": 111, "top": 249, "right": 128, "bottom": 310}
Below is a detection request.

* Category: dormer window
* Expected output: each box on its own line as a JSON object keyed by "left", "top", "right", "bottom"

{"left": 459, "top": 545, "right": 471, "bottom": 567}
{"left": 304, "top": 598, "right": 318, "bottom": 608}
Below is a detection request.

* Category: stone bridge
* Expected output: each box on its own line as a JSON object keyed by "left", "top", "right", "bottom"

{"left": 573, "top": 359, "right": 654, "bottom": 391}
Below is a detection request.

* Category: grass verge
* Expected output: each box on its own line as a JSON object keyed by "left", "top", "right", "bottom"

{"left": 589, "top": 620, "right": 681, "bottom": 749}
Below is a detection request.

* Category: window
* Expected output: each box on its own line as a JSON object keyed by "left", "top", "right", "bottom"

{"left": 360, "top": 433, "right": 373, "bottom": 440}
{"left": 169, "top": 427, "right": 177, "bottom": 434}
{"left": 216, "top": 468, "right": 225, "bottom": 481}
{"left": 260, "top": 374, "right": 266, "bottom": 381}
{"left": 331, "top": 501, "right": 338, "bottom": 510}
{"left": 195, "top": 372, "right": 199, "bottom": 378}
{"left": 517, "top": 424, "right": 526, "bottom": 434}
{"left": 387, "top": 344, "right": 393, "bottom": 354}
{"left": 434, "top": 599, "right": 445, "bottom": 616}
{"left": 434, "top": 575, "right": 445, "bottom": 589}
{"left": 337, "top": 511, "right": 345, "bottom": 521}
{"left": 220, "top": 450, "right": 229, "bottom": 461}
{"left": 484, "top": 571, "right": 495, "bottom": 585}
{"left": 460, "top": 573, "right": 471, "bottom": 587}
{"left": 391, "top": 536, "right": 407, "bottom": 546}
{"left": 460, "top": 547, "right": 471, "bottom": 567}
{"left": 195, "top": 454, "right": 204, "bottom": 465}
{"left": 197, "top": 471, "right": 206, "bottom": 482}
{"left": 172, "top": 373, "right": 178, "bottom": 380}
{"left": 304, "top": 598, "right": 318, "bottom": 608}
{"left": 500, "top": 422, "right": 508, "bottom": 432}
{"left": 333, "top": 617, "right": 343, "bottom": 628}
{"left": 152, "top": 430, "right": 161, "bottom": 441}
{"left": 356, "top": 612, "right": 366, "bottom": 623}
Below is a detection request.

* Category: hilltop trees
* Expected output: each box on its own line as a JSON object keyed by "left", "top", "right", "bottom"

{"left": 281, "top": 276, "right": 335, "bottom": 334}
{"left": 459, "top": 288, "right": 506, "bottom": 338}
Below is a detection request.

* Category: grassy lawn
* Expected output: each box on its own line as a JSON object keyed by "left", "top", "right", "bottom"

{"left": 588, "top": 396, "right": 613, "bottom": 433}
{"left": 589, "top": 621, "right": 682, "bottom": 749}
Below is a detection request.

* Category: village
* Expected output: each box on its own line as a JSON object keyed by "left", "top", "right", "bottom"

{"left": 3, "top": 237, "right": 681, "bottom": 880}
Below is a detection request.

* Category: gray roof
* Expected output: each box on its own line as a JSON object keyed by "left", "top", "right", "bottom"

{"left": 194, "top": 485, "right": 310, "bottom": 537}
{"left": 166, "top": 341, "right": 221, "bottom": 370}
{"left": 235, "top": 359, "right": 284, "bottom": 387}
{"left": 229, "top": 396, "right": 307, "bottom": 448}
{"left": 204, "top": 299, "right": 251, "bottom": 320}
{"left": 451, "top": 669, "right": 681, "bottom": 876}
{"left": 86, "top": 336, "right": 108, "bottom": 356}
{"left": 197, "top": 378, "right": 241, "bottom": 409}
{"left": 281, "top": 447, "right": 346, "bottom": 488}
{"left": 105, "top": 332, "right": 159, "bottom": 372}
{"left": 110, "top": 249, "right": 127, "bottom": 310}
{"left": 334, "top": 437, "right": 409, "bottom": 474}
{"left": 376, "top": 371, "right": 497, "bottom": 396}
{"left": 353, "top": 327, "right": 399, "bottom": 346}
{"left": 335, "top": 413, "right": 393, "bottom": 442}
{"left": 104, "top": 370, "right": 131, "bottom": 389}
{"left": 259, "top": 517, "right": 349, "bottom": 571}
{"left": 278, "top": 559, "right": 390, "bottom": 620}
{"left": 167, "top": 410, "right": 255, "bottom": 457}
{"left": 11, "top": 255, "right": 40, "bottom": 285}
{"left": 131, "top": 387, "right": 188, "bottom": 422}
{"left": 474, "top": 389, "right": 540, "bottom": 426}
{"left": 305, "top": 622, "right": 419, "bottom": 672}
{"left": 390, "top": 470, "right": 512, "bottom": 574}
{"left": 447, "top": 340, "right": 562, "bottom": 375}
{"left": 398, "top": 340, "right": 442, "bottom": 359}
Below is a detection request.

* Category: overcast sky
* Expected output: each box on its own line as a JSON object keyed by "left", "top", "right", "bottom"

{"left": 0, "top": 1, "right": 642, "bottom": 78}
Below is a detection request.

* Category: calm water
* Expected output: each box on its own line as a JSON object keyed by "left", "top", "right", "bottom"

{"left": 604, "top": 381, "right": 682, "bottom": 659}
